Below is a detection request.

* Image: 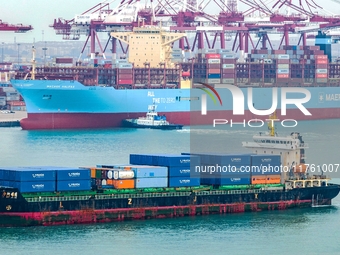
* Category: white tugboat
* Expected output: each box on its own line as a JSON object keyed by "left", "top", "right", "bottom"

{"left": 122, "top": 104, "right": 183, "bottom": 130}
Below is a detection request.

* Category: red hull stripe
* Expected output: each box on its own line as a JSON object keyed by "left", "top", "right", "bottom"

{"left": 20, "top": 108, "right": 340, "bottom": 129}
{"left": 0, "top": 200, "right": 314, "bottom": 226}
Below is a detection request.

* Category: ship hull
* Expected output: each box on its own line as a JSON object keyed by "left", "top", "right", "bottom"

{"left": 11, "top": 80, "right": 340, "bottom": 130}
{"left": 19, "top": 107, "right": 340, "bottom": 130}
{"left": 1, "top": 185, "right": 339, "bottom": 227}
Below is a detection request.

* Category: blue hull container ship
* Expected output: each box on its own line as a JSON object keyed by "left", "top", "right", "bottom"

{"left": 10, "top": 26, "right": 340, "bottom": 130}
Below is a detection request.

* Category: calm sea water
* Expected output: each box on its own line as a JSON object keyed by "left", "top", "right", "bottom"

{"left": 0, "top": 120, "right": 340, "bottom": 255}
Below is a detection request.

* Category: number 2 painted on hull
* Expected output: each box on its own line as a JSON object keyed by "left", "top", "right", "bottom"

{"left": 128, "top": 198, "right": 132, "bottom": 205}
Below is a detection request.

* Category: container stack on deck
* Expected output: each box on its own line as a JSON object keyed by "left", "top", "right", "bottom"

{"left": 0, "top": 167, "right": 91, "bottom": 192}
{"left": 250, "top": 155, "right": 281, "bottom": 184}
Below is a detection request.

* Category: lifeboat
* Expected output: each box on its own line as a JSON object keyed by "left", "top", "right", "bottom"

{"left": 294, "top": 164, "right": 308, "bottom": 173}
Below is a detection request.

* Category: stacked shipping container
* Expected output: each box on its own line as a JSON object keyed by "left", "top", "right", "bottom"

{"left": 0, "top": 167, "right": 91, "bottom": 192}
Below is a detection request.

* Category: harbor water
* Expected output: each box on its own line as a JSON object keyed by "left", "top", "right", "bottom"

{"left": 0, "top": 119, "right": 340, "bottom": 255}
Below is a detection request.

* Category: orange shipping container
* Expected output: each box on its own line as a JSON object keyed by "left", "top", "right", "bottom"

{"left": 207, "top": 69, "right": 221, "bottom": 74}
{"left": 113, "top": 179, "right": 135, "bottom": 189}
{"left": 251, "top": 175, "right": 267, "bottom": 184}
{"left": 107, "top": 179, "right": 114, "bottom": 186}
{"left": 315, "top": 59, "right": 328, "bottom": 65}
{"left": 91, "top": 168, "right": 96, "bottom": 178}
{"left": 266, "top": 175, "right": 281, "bottom": 184}
{"left": 315, "top": 55, "right": 327, "bottom": 60}
{"left": 205, "top": 54, "right": 220, "bottom": 59}
{"left": 316, "top": 73, "right": 327, "bottom": 78}
{"left": 277, "top": 74, "right": 289, "bottom": 79}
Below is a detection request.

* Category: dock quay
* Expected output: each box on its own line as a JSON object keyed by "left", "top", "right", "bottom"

{"left": 0, "top": 111, "right": 26, "bottom": 127}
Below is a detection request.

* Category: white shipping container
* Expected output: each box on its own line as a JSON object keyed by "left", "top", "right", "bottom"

{"left": 203, "top": 49, "right": 217, "bottom": 53}
{"left": 172, "top": 49, "right": 182, "bottom": 53}
{"left": 118, "top": 64, "right": 133, "bottom": 69}
{"left": 113, "top": 170, "right": 135, "bottom": 180}
{"left": 6, "top": 96, "right": 20, "bottom": 101}
{"left": 207, "top": 79, "right": 221, "bottom": 84}
{"left": 208, "top": 59, "right": 221, "bottom": 64}
{"left": 222, "top": 64, "right": 235, "bottom": 69}
{"left": 316, "top": 69, "right": 328, "bottom": 74}
{"left": 218, "top": 49, "right": 232, "bottom": 53}
{"left": 5, "top": 92, "right": 19, "bottom": 97}
{"left": 221, "top": 79, "right": 235, "bottom": 84}
{"left": 277, "top": 69, "right": 290, "bottom": 74}
{"left": 0, "top": 96, "right": 6, "bottom": 101}
{"left": 277, "top": 64, "right": 289, "bottom": 69}
{"left": 115, "top": 59, "right": 128, "bottom": 64}
{"left": 0, "top": 101, "right": 6, "bottom": 106}
{"left": 171, "top": 54, "right": 182, "bottom": 58}
{"left": 278, "top": 54, "right": 290, "bottom": 59}
{"left": 221, "top": 54, "right": 235, "bottom": 59}
{"left": 2, "top": 87, "right": 16, "bottom": 92}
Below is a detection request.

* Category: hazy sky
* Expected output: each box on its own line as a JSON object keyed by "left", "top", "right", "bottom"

{"left": 0, "top": 0, "right": 337, "bottom": 44}
{"left": 1, "top": 0, "right": 100, "bottom": 43}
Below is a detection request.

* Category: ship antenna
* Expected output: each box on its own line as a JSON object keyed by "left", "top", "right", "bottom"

{"left": 268, "top": 111, "right": 277, "bottom": 136}
{"left": 24, "top": 45, "right": 36, "bottom": 80}
{"left": 31, "top": 45, "right": 36, "bottom": 80}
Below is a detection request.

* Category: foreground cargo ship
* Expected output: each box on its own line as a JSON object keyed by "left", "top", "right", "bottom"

{"left": 1, "top": 124, "right": 339, "bottom": 227}
{"left": 10, "top": 26, "right": 340, "bottom": 130}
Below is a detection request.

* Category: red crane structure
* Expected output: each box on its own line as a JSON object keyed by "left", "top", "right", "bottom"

{"left": 49, "top": 0, "right": 340, "bottom": 61}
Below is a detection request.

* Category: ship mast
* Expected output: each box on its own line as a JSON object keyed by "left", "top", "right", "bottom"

{"left": 267, "top": 111, "right": 277, "bottom": 136}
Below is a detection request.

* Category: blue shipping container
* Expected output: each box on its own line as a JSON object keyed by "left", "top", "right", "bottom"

{"left": 182, "top": 153, "right": 252, "bottom": 166}
{"left": 130, "top": 165, "right": 168, "bottom": 178}
{"left": 56, "top": 180, "right": 91, "bottom": 192}
{"left": 216, "top": 177, "right": 251, "bottom": 185}
{"left": 7, "top": 167, "right": 56, "bottom": 182}
{"left": 135, "top": 177, "right": 168, "bottom": 189}
{"left": 168, "top": 177, "right": 200, "bottom": 187}
{"left": 208, "top": 74, "right": 221, "bottom": 79}
{"left": 56, "top": 168, "right": 90, "bottom": 181}
{"left": 12, "top": 181, "right": 56, "bottom": 193}
{"left": 251, "top": 155, "right": 281, "bottom": 166}
{"left": 130, "top": 154, "right": 201, "bottom": 167}
{"left": 168, "top": 166, "right": 200, "bottom": 178}
{"left": 0, "top": 169, "right": 3, "bottom": 180}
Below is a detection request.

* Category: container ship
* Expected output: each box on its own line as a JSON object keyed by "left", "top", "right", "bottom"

{"left": 1, "top": 123, "right": 339, "bottom": 227}
{"left": 10, "top": 26, "right": 340, "bottom": 130}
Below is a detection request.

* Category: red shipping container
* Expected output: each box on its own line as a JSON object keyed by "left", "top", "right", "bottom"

{"left": 222, "top": 69, "right": 235, "bottom": 74}
{"left": 207, "top": 69, "right": 220, "bottom": 74}
{"left": 7, "top": 101, "right": 25, "bottom": 106}
{"left": 316, "top": 64, "right": 328, "bottom": 69}
{"left": 316, "top": 59, "right": 328, "bottom": 65}
{"left": 118, "top": 69, "right": 133, "bottom": 74}
{"left": 277, "top": 59, "right": 290, "bottom": 64}
{"left": 119, "top": 74, "right": 133, "bottom": 79}
{"left": 222, "top": 73, "right": 235, "bottom": 78}
{"left": 208, "top": 64, "right": 220, "bottom": 69}
{"left": 55, "top": 58, "right": 73, "bottom": 64}
{"left": 315, "top": 55, "right": 327, "bottom": 60}
{"left": 118, "top": 79, "right": 133, "bottom": 84}
{"left": 205, "top": 54, "right": 220, "bottom": 59}
{"left": 316, "top": 73, "right": 327, "bottom": 78}
{"left": 277, "top": 74, "right": 289, "bottom": 78}
{"left": 222, "top": 59, "right": 236, "bottom": 64}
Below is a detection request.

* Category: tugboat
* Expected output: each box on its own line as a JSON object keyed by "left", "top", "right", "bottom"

{"left": 122, "top": 104, "right": 183, "bottom": 130}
